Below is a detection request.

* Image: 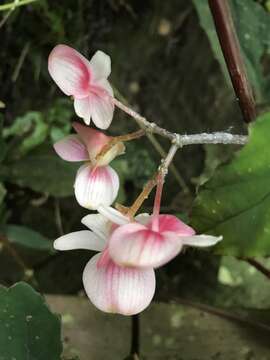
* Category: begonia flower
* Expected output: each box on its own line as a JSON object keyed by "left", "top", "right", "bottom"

{"left": 98, "top": 205, "right": 222, "bottom": 269}
{"left": 54, "top": 122, "right": 123, "bottom": 210}
{"left": 54, "top": 213, "right": 156, "bottom": 315}
{"left": 48, "top": 45, "right": 114, "bottom": 129}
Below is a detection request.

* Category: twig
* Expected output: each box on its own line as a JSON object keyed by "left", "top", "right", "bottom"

{"left": 12, "top": 42, "right": 30, "bottom": 82}
{"left": 113, "top": 98, "right": 248, "bottom": 146}
{"left": 240, "top": 257, "right": 270, "bottom": 280}
{"left": 174, "top": 298, "right": 270, "bottom": 333}
{"left": 130, "top": 314, "right": 140, "bottom": 358}
{"left": 0, "top": 0, "right": 37, "bottom": 11}
{"left": 113, "top": 88, "right": 191, "bottom": 194}
{"left": 208, "top": 0, "right": 256, "bottom": 123}
{"left": 127, "top": 144, "right": 178, "bottom": 217}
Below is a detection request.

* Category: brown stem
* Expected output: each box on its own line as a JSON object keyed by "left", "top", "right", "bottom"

{"left": 130, "top": 314, "right": 140, "bottom": 358}
{"left": 208, "top": 0, "right": 256, "bottom": 123}
{"left": 240, "top": 257, "right": 270, "bottom": 280}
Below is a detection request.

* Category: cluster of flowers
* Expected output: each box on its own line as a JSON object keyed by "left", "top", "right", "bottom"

{"left": 48, "top": 45, "right": 222, "bottom": 315}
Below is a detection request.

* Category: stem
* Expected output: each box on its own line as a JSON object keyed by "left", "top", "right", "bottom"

{"left": 127, "top": 144, "right": 178, "bottom": 218}
{"left": 240, "top": 257, "right": 270, "bottom": 280}
{"left": 113, "top": 89, "right": 191, "bottom": 194}
{"left": 0, "top": 0, "right": 37, "bottom": 11}
{"left": 130, "top": 314, "right": 140, "bottom": 357}
{"left": 114, "top": 98, "right": 248, "bottom": 146}
{"left": 95, "top": 129, "right": 145, "bottom": 163}
{"left": 208, "top": 0, "right": 256, "bottom": 123}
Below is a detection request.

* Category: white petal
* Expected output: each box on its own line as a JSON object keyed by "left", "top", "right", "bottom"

{"left": 74, "top": 97, "right": 91, "bottom": 125}
{"left": 95, "top": 78, "right": 114, "bottom": 96}
{"left": 181, "top": 235, "right": 223, "bottom": 247}
{"left": 81, "top": 214, "right": 111, "bottom": 241}
{"left": 135, "top": 213, "right": 151, "bottom": 226}
{"left": 97, "top": 205, "right": 129, "bottom": 225}
{"left": 54, "top": 230, "right": 105, "bottom": 251}
{"left": 74, "top": 164, "right": 119, "bottom": 210}
{"left": 89, "top": 92, "right": 114, "bottom": 130}
{"left": 89, "top": 50, "right": 111, "bottom": 80}
{"left": 83, "top": 253, "right": 156, "bottom": 315}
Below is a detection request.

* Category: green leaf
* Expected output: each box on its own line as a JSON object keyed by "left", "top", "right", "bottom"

{"left": 3, "top": 111, "right": 49, "bottom": 156}
{"left": 193, "top": 0, "right": 270, "bottom": 102}
{"left": 6, "top": 143, "right": 79, "bottom": 197}
{"left": 3, "top": 225, "right": 54, "bottom": 252}
{"left": 0, "top": 282, "right": 62, "bottom": 360}
{"left": 191, "top": 112, "right": 270, "bottom": 256}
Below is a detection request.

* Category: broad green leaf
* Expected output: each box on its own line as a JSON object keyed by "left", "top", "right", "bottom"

{"left": 191, "top": 112, "right": 270, "bottom": 256}
{"left": 193, "top": 0, "right": 270, "bottom": 102}
{"left": 0, "top": 282, "right": 62, "bottom": 360}
{"left": 3, "top": 225, "right": 54, "bottom": 252}
{"left": 6, "top": 144, "right": 79, "bottom": 197}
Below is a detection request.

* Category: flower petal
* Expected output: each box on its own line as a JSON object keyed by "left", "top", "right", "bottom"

{"left": 181, "top": 235, "right": 223, "bottom": 247}
{"left": 74, "top": 165, "right": 119, "bottom": 210}
{"left": 89, "top": 50, "right": 111, "bottom": 81}
{"left": 83, "top": 253, "right": 156, "bottom": 315}
{"left": 54, "top": 230, "right": 105, "bottom": 251}
{"left": 53, "top": 134, "right": 89, "bottom": 162}
{"left": 95, "top": 78, "right": 114, "bottom": 96}
{"left": 81, "top": 214, "right": 111, "bottom": 241}
{"left": 109, "top": 223, "right": 182, "bottom": 268}
{"left": 135, "top": 213, "right": 151, "bottom": 226}
{"left": 97, "top": 205, "right": 130, "bottom": 225}
{"left": 90, "top": 92, "right": 114, "bottom": 130}
{"left": 74, "top": 97, "right": 92, "bottom": 125}
{"left": 151, "top": 215, "right": 195, "bottom": 236}
{"left": 48, "top": 44, "right": 91, "bottom": 98}
{"left": 72, "top": 122, "right": 123, "bottom": 166}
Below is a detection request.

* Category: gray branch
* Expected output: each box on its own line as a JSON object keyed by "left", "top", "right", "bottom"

{"left": 113, "top": 98, "right": 248, "bottom": 147}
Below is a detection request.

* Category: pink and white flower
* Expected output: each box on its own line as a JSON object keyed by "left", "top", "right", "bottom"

{"left": 54, "top": 122, "right": 123, "bottom": 210}
{"left": 54, "top": 213, "right": 156, "bottom": 315}
{"left": 98, "top": 206, "right": 222, "bottom": 269}
{"left": 48, "top": 44, "right": 114, "bottom": 129}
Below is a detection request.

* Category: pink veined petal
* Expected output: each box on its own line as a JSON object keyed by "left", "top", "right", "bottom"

{"left": 48, "top": 44, "right": 91, "bottom": 98}
{"left": 74, "top": 164, "right": 119, "bottom": 210}
{"left": 89, "top": 50, "right": 111, "bottom": 81}
{"left": 97, "top": 205, "right": 130, "bottom": 226}
{"left": 181, "top": 234, "right": 222, "bottom": 247}
{"left": 54, "top": 230, "right": 106, "bottom": 252}
{"left": 72, "top": 121, "right": 116, "bottom": 164}
{"left": 151, "top": 214, "right": 195, "bottom": 236}
{"left": 109, "top": 223, "right": 183, "bottom": 268}
{"left": 83, "top": 252, "right": 156, "bottom": 315}
{"left": 74, "top": 97, "right": 92, "bottom": 125}
{"left": 53, "top": 134, "right": 89, "bottom": 162}
{"left": 89, "top": 92, "right": 114, "bottom": 130}
{"left": 81, "top": 213, "right": 111, "bottom": 241}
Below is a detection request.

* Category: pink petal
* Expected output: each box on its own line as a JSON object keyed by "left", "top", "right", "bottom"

{"left": 181, "top": 234, "right": 222, "bottom": 247}
{"left": 151, "top": 215, "right": 195, "bottom": 236}
{"left": 89, "top": 92, "right": 114, "bottom": 130}
{"left": 89, "top": 51, "right": 111, "bottom": 81}
{"left": 74, "top": 164, "right": 119, "bottom": 210}
{"left": 94, "top": 78, "right": 114, "bottom": 96}
{"left": 48, "top": 44, "right": 91, "bottom": 98}
{"left": 53, "top": 134, "right": 88, "bottom": 162}
{"left": 74, "top": 97, "right": 92, "bottom": 125}
{"left": 72, "top": 122, "right": 110, "bottom": 161}
{"left": 135, "top": 213, "right": 151, "bottom": 226}
{"left": 109, "top": 223, "right": 182, "bottom": 268}
{"left": 81, "top": 214, "right": 111, "bottom": 241}
{"left": 83, "top": 252, "right": 156, "bottom": 315}
{"left": 54, "top": 230, "right": 105, "bottom": 251}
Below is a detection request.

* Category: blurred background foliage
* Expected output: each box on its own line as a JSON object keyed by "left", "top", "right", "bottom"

{"left": 1, "top": 0, "right": 270, "bottom": 358}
